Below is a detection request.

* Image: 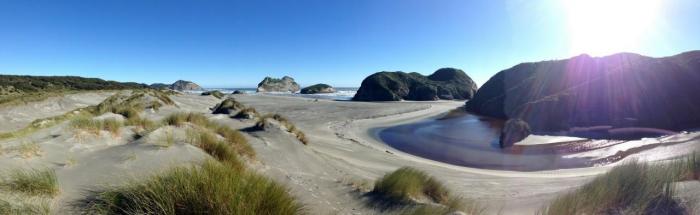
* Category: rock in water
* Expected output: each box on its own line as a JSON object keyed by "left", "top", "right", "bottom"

{"left": 300, "top": 84, "right": 336, "bottom": 94}
{"left": 500, "top": 119, "right": 531, "bottom": 147}
{"left": 232, "top": 90, "right": 246, "bottom": 94}
{"left": 465, "top": 51, "right": 700, "bottom": 134}
{"left": 256, "top": 76, "right": 301, "bottom": 93}
{"left": 352, "top": 68, "right": 478, "bottom": 101}
{"left": 170, "top": 80, "right": 203, "bottom": 91}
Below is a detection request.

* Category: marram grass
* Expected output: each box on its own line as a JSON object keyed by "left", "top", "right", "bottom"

{"left": 84, "top": 160, "right": 303, "bottom": 215}
{"left": 0, "top": 168, "right": 59, "bottom": 197}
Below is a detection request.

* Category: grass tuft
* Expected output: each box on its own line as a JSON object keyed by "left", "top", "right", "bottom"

{"left": 255, "top": 114, "right": 308, "bottom": 145}
{"left": 84, "top": 160, "right": 302, "bottom": 214}
{"left": 70, "top": 117, "right": 123, "bottom": 135}
{"left": 233, "top": 107, "right": 259, "bottom": 119}
{"left": 0, "top": 197, "right": 51, "bottom": 215}
{"left": 0, "top": 168, "right": 59, "bottom": 197}
{"left": 540, "top": 155, "right": 700, "bottom": 215}
{"left": 373, "top": 167, "right": 449, "bottom": 204}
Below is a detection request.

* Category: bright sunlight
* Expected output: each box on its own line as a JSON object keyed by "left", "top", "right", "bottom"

{"left": 564, "top": 0, "right": 663, "bottom": 56}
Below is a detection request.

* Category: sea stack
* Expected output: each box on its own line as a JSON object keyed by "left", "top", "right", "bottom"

{"left": 465, "top": 51, "right": 700, "bottom": 136}
{"left": 352, "top": 68, "right": 478, "bottom": 101}
{"left": 170, "top": 80, "right": 203, "bottom": 91}
{"left": 300, "top": 84, "right": 336, "bottom": 94}
{"left": 256, "top": 76, "right": 301, "bottom": 93}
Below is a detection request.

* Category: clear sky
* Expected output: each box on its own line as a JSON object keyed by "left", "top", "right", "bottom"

{"left": 1, "top": 0, "right": 699, "bottom": 88}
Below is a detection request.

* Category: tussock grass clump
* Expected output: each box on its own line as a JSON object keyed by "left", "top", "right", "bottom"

{"left": 373, "top": 167, "right": 449, "bottom": 204}
{"left": 163, "top": 112, "right": 210, "bottom": 127}
{"left": 70, "top": 117, "right": 123, "bottom": 135}
{"left": 255, "top": 114, "right": 309, "bottom": 145}
{"left": 0, "top": 168, "right": 59, "bottom": 197}
{"left": 214, "top": 125, "right": 254, "bottom": 159}
{"left": 84, "top": 160, "right": 302, "bottom": 215}
{"left": 163, "top": 112, "right": 254, "bottom": 159}
{"left": 540, "top": 157, "right": 700, "bottom": 215}
{"left": 202, "top": 90, "right": 225, "bottom": 99}
{"left": 212, "top": 98, "right": 245, "bottom": 115}
{"left": 0, "top": 198, "right": 51, "bottom": 215}
{"left": 233, "top": 107, "right": 259, "bottom": 119}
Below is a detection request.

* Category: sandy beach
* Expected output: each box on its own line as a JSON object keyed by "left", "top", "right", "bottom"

{"left": 1, "top": 91, "right": 698, "bottom": 214}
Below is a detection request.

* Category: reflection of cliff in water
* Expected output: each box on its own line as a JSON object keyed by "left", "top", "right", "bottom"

{"left": 378, "top": 112, "right": 700, "bottom": 171}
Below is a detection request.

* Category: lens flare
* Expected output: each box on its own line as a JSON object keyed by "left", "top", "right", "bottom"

{"left": 564, "top": 0, "right": 662, "bottom": 56}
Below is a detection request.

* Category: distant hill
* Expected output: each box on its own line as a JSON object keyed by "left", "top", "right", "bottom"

{"left": 0, "top": 75, "right": 148, "bottom": 104}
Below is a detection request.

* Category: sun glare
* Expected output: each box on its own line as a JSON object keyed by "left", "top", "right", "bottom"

{"left": 564, "top": 0, "right": 662, "bottom": 56}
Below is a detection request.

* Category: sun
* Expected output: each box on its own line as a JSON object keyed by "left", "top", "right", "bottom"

{"left": 564, "top": 0, "right": 662, "bottom": 56}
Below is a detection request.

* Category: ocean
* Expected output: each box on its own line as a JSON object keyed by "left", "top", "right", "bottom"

{"left": 189, "top": 87, "right": 358, "bottom": 101}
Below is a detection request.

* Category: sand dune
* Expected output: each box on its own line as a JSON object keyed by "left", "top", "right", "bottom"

{"left": 1, "top": 92, "right": 697, "bottom": 214}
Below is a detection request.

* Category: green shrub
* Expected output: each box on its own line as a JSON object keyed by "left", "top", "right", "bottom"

{"left": 0, "top": 168, "right": 59, "bottom": 196}
{"left": 85, "top": 160, "right": 302, "bottom": 215}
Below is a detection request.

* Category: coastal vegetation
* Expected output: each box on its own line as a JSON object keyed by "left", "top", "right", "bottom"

{"left": 255, "top": 114, "right": 308, "bottom": 145}
{"left": 84, "top": 160, "right": 302, "bottom": 215}
{"left": 84, "top": 112, "right": 301, "bottom": 214}
{"left": 540, "top": 154, "right": 700, "bottom": 214}
{"left": 0, "top": 75, "right": 147, "bottom": 106}
{"left": 0, "top": 168, "right": 58, "bottom": 214}
{"left": 371, "top": 167, "right": 483, "bottom": 215}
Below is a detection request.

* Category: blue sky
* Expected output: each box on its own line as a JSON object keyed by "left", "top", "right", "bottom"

{"left": 1, "top": 0, "right": 699, "bottom": 88}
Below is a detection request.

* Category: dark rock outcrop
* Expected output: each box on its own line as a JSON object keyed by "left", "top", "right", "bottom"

{"left": 352, "top": 68, "right": 478, "bottom": 101}
{"left": 300, "top": 84, "right": 336, "bottom": 94}
{"left": 466, "top": 51, "right": 700, "bottom": 135}
{"left": 170, "top": 80, "right": 203, "bottom": 91}
{"left": 499, "top": 119, "right": 531, "bottom": 147}
{"left": 232, "top": 90, "right": 246, "bottom": 94}
{"left": 256, "top": 76, "right": 300, "bottom": 93}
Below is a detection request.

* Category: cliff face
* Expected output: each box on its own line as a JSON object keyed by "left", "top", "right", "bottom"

{"left": 352, "top": 68, "right": 478, "bottom": 101}
{"left": 170, "top": 80, "right": 203, "bottom": 91}
{"left": 256, "top": 76, "right": 300, "bottom": 93}
{"left": 465, "top": 51, "right": 700, "bottom": 133}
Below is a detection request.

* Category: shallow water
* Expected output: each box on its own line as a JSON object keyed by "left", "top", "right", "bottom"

{"left": 378, "top": 113, "right": 700, "bottom": 171}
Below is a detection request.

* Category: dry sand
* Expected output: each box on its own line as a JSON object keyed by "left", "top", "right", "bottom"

{"left": 0, "top": 92, "right": 697, "bottom": 214}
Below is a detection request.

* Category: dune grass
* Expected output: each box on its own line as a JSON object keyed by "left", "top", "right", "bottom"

{"left": 163, "top": 112, "right": 254, "bottom": 159}
{"left": 371, "top": 167, "right": 484, "bottom": 214}
{"left": 70, "top": 117, "right": 123, "bottom": 135}
{"left": 233, "top": 107, "right": 259, "bottom": 119}
{"left": 540, "top": 154, "right": 700, "bottom": 215}
{"left": 0, "top": 89, "right": 175, "bottom": 141}
{"left": 373, "top": 167, "right": 449, "bottom": 204}
{"left": 84, "top": 160, "right": 302, "bottom": 215}
{"left": 0, "top": 197, "right": 51, "bottom": 215}
{"left": 255, "top": 114, "right": 309, "bottom": 145}
{"left": 0, "top": 169, "right": 59, "bottom": 197}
